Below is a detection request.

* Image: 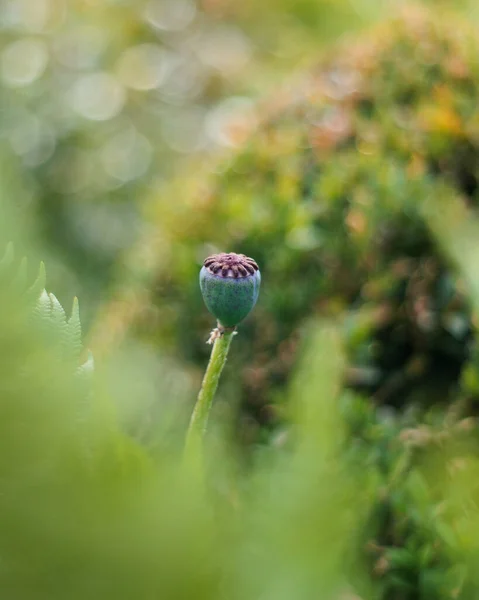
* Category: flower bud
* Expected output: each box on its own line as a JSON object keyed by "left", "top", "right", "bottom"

{"left": 200, "top": 252, "right": 261, "bottom": 328}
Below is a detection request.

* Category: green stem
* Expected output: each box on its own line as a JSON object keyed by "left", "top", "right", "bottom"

{"left": 186, "top": 328, "right": 235, "bottom": 449}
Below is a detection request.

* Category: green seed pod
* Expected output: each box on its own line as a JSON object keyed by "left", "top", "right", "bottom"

{"left": 200, "top": 253, "right": 261, "bottom": 328}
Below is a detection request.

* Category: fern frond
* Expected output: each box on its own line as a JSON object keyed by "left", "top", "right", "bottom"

{"left": 33, "top": 288, "right": 52, "bottom": 321}
{"left": 77, "top": 350, "right": 94, "bottom": 378}
{"left": 66, "top": 297, "right": 83, "bottom": 360}
{"left": 1, "top": 243, "right": 91, "bottom": 369}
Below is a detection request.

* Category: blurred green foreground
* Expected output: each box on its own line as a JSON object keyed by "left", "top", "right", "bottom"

{"left": 0, "top": 243, "right": 366, "bottom": 598}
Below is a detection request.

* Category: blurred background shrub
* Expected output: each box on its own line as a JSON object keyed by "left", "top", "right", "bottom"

{"left": 120, "top": 3, "right": 479, "bottom": 439}
{"left": 0, "top": 0, "right": 477, "bottom": 324}
{"left": 0, "top": 0, "right": 397, "bottom": 313}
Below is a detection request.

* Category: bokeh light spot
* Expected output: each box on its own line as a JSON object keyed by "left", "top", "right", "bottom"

{"left": 158, "top": 53, "right": 206, "bottom": 102}
{"left": 195, "top": 25, "right": 252, "bottom": 74}
{"left": 68, "top": 72, "right": 125, "bottom": 121}
{"left": 116, "top": 44, "right": 166, "bottom": 91}
{"left": 144, "top": 0, "right": 196, "bottom": 32}
{"left": 53, "top": 25, "right": 106, "bottom": 70}
{"left": 1, "top": 0, "right": 55, "bottom": 32}
{"left": 206, "top": 97, "right": 257, "bottom": 148}
{"left": 1, "top": 38, "right": 49, "bottom": 87}
{"left": 101, "top": 127, "right": 153, "bottom": 183}
{"left": 7, "top": 111, "right": 55, "bottom": 166}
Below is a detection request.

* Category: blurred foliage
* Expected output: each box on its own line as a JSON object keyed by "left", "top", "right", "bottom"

{"left": 136, "top": 4, "right": 479, "bottom": 425}
{"left": 88, "top": 6, "right": 479, "bottom": 597}
{"left": 0, "top": 0, "right": 398, "bottom": 316}
{"left": 0, "top": 224, "right": 376, "bottom": 597}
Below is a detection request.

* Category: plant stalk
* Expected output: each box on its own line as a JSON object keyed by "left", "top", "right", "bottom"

{"left": 186, "top": 326, "right": 235, "bottom": 449}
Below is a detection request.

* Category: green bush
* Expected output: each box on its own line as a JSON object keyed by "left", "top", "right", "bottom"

{"left": 150, "top": 5, "right": 479, "bottom": 424}
{"left": 140, "top": 6, "right": 479, "bottom": 596}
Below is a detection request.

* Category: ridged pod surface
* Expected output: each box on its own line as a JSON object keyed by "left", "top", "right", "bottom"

{"left": 200, "top": 253, "right": 261, "bottom": 328}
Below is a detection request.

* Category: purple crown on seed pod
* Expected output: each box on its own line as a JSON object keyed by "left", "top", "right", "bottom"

{"left": 199, "top": 253, "right": 261, "bottom": 328}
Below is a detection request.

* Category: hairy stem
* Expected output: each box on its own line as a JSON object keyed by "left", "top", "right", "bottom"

{"left": 186, "top": 327, "right": 235, "bottom": 449}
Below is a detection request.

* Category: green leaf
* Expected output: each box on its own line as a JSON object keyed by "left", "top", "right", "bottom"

{"left": 0, "top": 241, "right": 14, "bottom": 273}
{"left": 66, "top": 297, "right": 83, "bottom": 360}
{"left": 10, "top": 256, "right": 28, "bottom": 293}
{"left": 25, "top": 261, "right": 46, "bottom": 304}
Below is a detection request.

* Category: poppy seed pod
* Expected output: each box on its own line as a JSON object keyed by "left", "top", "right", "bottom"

{"left": 200, "top": 253, "right": 261, "bottom": 328}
